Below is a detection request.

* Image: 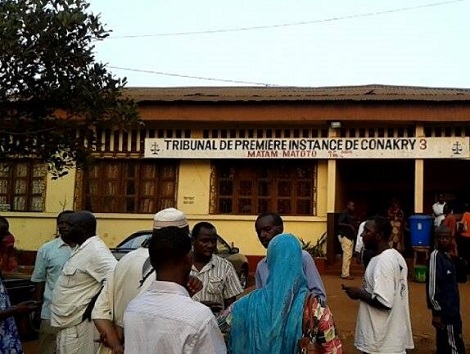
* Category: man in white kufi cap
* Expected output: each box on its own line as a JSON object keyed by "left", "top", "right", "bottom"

{"left": 92, "top": 208, "right": 190, "bottom": 353}
{"left": 153, "top": 207, "right": 189, "bottom": 230}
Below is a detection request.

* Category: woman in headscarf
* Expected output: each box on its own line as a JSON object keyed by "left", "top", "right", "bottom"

{"left": 219, "top": 233, "right": 342, "bottom": 354}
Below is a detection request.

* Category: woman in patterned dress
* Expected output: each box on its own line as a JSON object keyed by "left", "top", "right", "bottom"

{"left": 219, "top": 234, "right": 342, "bottom": 354}
{"left": 387, "top": 198, "right": 405, "bottom": 252}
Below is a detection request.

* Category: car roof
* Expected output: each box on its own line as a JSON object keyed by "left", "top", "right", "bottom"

{"left": 116, "top": 230, "right": 229, "bottom": 248}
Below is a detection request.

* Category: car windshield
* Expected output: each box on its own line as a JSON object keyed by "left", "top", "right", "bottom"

{"left": 216, "top": 238, "right": 230, "bottom": 254}
{"left": 118, "top": 232, "right": 231, "bottom": 254}
{"left": 119, "top": 234, "right": 151, "bottom": 249}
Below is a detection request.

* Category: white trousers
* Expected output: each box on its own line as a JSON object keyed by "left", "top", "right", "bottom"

{"left": 56, "top": 320, "right": 99, "bottom": 354}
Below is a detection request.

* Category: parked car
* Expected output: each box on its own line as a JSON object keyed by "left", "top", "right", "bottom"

{"left": 111, "top": 230, "right": 250, "bottom": 288}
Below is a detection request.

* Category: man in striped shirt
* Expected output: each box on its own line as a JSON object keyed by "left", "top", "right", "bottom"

{"left": 191, "top": 222, "right": 243, "bottom": 314}
{"left": 427, "top": 225, "right": 465, "bottom": 353}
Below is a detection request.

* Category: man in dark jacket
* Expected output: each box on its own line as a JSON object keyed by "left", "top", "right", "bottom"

{"left": 337, "top": 201, "right": 356, "bottom": 280}
{"left": 426, "top": 225, "right": 466, "bottom": 353}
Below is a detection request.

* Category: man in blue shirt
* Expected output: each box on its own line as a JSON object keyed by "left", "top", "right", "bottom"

{"left": 31, "top": 210, "right": 75, "bottom": 354}
{"left": 254, "top": 212, "right": 326, "bottom": 301}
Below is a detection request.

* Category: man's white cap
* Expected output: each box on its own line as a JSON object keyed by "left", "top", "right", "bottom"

{"left": 153, "top": 208, "right": 188, "bottom": 229}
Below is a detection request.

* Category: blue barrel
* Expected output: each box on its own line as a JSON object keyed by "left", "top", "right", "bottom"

{"left": 408, "top": 215, "right": 433, "bottom": 247}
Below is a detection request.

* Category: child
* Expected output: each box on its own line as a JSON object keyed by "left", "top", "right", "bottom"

{"left": 426, "top": 225, "right": 465, "bottom": 353}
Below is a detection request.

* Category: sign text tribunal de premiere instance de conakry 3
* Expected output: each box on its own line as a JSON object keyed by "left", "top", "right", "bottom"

{"left": 144, "top": 137, "right": 470, "bottom": 159}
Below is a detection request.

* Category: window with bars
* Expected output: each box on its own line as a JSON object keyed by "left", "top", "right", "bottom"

{"left": 82, "top": 160, "right": 177, "bottom": 213}
{"left": 214, "top": 160, "right": 317, "bottom": 215}
{"left": 0, "top": 161, "right": 47, "bottom": 211}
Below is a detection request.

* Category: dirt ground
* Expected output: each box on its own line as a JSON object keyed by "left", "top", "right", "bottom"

{"left": 22, "top": 274, "right": 470, "bottom": 353}
{"left": 323, "top": 274, "right": 470, "bottom": 353}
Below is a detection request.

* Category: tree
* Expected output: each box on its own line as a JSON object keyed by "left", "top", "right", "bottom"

{"left": 0, "top": 0, "right": 139, "bottom": 177}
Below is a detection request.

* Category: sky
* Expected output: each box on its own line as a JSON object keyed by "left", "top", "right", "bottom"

{"left": 89, "top": 0, "right": 470, "bottom": 88}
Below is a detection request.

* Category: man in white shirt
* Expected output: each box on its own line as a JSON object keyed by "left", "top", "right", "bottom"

{"left": 124, "top": 226, "right": 226, "bottom": 353}
{"left": 432, "top": 193, "right": 447, "bottom": 228}
{"left": 343, "top": 216, "right": 414, "bottom": 353}
{"left": 92, "top": 208, "right": 201, "bottom": 353}
{"left": 355, "top": 219, "right": 375, "bottom": 269}
{"left": 51, "top": 211, "right": 117, "bottom": 354}
{"left": 354, "top": 220, "right": 365, "bottom": 256}
{"left": 191, "top": 222, "right": 243, "bottom": 313}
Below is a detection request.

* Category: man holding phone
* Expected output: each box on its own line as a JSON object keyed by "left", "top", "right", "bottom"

{"left": 342, "top": 216, "right": 414, "bottom": 353}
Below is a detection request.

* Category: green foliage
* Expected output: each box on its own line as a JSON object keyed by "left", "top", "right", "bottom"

{"left": 0, "top": 0, "right": 140, "bottom": 178}
{"left": 299, "top": 232, "right": 327, "bottom": 258}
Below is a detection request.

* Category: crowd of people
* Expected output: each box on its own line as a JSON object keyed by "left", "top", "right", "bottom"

{"left": 0, "top": 199, "right": 467, "bottom": 353}
{"left": 339, "top": 195, "right": 470, "bottom": 272}
{"left": 337, "top": 195, "right": 468, "bottom": 353}
{"left": 0, "top": 209, "right": 339, "bottom": 353}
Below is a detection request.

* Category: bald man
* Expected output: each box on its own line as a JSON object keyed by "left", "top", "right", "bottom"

{"left": 51, "top": 211, "right": 117, "bottom": 354}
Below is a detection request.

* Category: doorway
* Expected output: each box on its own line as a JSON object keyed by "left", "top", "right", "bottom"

{"left": 332, "top": 159, "right": 415, "bottom": 258}
{"left": 337, "top": 159, "right": 415, "bottom": 217}
{"left": 424, "top": 159, "right": 470, "bottom": 216}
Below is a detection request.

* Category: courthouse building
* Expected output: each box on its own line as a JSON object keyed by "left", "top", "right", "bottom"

{"left": 2, "top": 85, "right": 470, "bottom": 265}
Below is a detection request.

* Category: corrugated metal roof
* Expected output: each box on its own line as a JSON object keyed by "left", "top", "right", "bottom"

{"left": 124, "top": 84, "right": 470, "bottom": 103}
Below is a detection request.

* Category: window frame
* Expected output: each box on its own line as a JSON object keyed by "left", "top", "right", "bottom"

{"left": 0, "top": 160, "right": 47, "bottom": 212}
{"left": 213, "top": 160, "right": 317, "bottom": 216}
{"left": 80, "top": 159, "right": 178, "bottom": 214}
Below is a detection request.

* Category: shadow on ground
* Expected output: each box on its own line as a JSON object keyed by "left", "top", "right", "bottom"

{"left": 23, "top": 273, "right": 470, "bottom": 353}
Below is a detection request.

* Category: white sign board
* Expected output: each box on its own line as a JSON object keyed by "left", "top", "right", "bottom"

{"left": 144, "top": 137, "right": 470, "bottom": 159}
